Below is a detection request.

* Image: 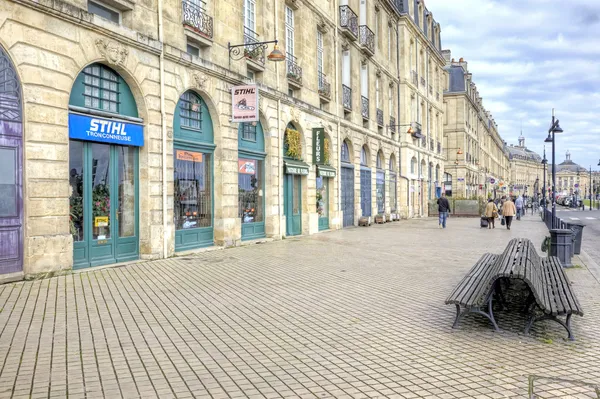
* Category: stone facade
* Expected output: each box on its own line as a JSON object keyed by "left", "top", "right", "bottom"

{"left": 506, "top": 135, "right": 547, "bottom": 197}
{"left": 554, "top": 151, "right": 590, "bottom": 200}
{"left": 442, "top": 53, "right": 510, "bottom": 199}
{"left": 0, "top": 0, "right": 447, "bottom": 278}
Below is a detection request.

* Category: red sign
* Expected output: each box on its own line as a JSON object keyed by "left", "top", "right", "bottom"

{"left": 176, "top": 150, "right": 202, "bottom": 162}
{"left": 238, "top": 159, "right": 256, "bottom": 175}
{"left": 231, "top": 85, "right": 259, "bottom": 123}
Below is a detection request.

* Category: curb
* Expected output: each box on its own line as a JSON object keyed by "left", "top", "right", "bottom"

{"left": 577, "top": 249, "right": 600, "bottom": 284}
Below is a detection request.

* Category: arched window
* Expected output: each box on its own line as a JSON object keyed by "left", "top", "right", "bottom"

{"left": 411, "top": 157, "right": 417, "bottom": 174}
{"left": 435, "top": 164, "right": 440, "bottom": 182}
{"left": 341, "top": 141, "right": 350, "bottom": 163}
{"left": 361, "top": 146, "right": 368, "bottom": 166}
{"left": 428, "top": 162, "right": 433, "bottom": 181}
{"left": 179, "top": 91, "right": 203, "bottom": 130}
{"left": 389, "top": 155, "right": 396, "bottom": 172}
{"left": 376, "top": 152, "right": 383, "bottom": 169}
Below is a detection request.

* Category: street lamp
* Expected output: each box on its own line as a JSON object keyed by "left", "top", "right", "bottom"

{"left": 575, "top": 169, "right": 581, "bottom": 208}
{"left": 228, "top": 40, "right": 286, "bottom": 63}
{"left": 544, "top": 109, "right": 564, "bottom": 229}
{"left": 541, "top": 147, "right": 547, "bottom": 210}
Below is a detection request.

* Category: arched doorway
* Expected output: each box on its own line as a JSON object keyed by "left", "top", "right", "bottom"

{"left": 238, "top": 122, "right": 266, "bottom": 240}
{"left": 68, "top": 63, "right": 142, "bottom": 268}
{"left": 283, "top": 122, "right": 309, "bottom": 236}
{"left": 0, "top": 46, "right": 23, "bottom": 275}
{"left": 376, "top": 151, "right": 385, "bottom": 215}
{"left": 173, "top": 90, "right": 215, "bottom": 251}
{"left": 340, "top": 140, "right": 354, "bottom": 227}
{"left": 360, "top": 145, "right": 372, "bottom": 217}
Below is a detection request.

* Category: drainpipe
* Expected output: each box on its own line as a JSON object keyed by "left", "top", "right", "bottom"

{"left": 158, "top": 0, "right": 167, "bottom": 258}
{"left": 396, "top": 20, "right": 410, "bottom": 213}
{"left": 275, "top": 0, "right": 283, "bottom": 239}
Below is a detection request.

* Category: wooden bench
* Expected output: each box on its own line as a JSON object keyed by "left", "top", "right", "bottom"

{"left": 446, "top": 238, "right": 583, "bottom": 340}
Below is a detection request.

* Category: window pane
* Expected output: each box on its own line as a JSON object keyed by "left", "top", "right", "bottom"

{"left": 118, "top": 147, "right": 135, "bottom": 237}
{"left": 376, "top": 171, "right": 385, "bottom": 214}
{"left": 316, "top": 175, "right": 328, "bottom": 218}
{"left": 69, "top": 141, "right": 84, "bottom": 241}
{"left": 238, "top": 158, "right": 263, "bottom": 223}
{"left": 0, "top": 147, "right": 17, "bottom": 217}
{"left": 88, "top": 1, "right": 120, "bottom": 24}
{"left": 174, "top": 150, "right": 212, "bottom": 230}
{"left": 293, "top": 175, "right": 300, "bottom": 214}
{"left": 91, "top": 143, "right": 111, "bottom": 240}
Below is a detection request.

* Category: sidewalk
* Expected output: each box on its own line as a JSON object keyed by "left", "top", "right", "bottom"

{"left": 1, "top": 214, "right": 599, "bottom": 398}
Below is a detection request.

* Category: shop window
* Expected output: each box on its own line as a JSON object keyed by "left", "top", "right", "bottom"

{"left": 174, "top": 150, "right": 212, "bottom": 230}
{"left": 238, "top": 158, "right": 263, "bottom": 223}
{"left": 316, "top": 176, "right": 328, "bottom": 218}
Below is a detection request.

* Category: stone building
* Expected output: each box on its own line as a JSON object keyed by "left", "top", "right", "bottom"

{"left": 554, "top": 151, "right": 589, "bottom": 200}
{"left": 0, "top": 0, "right": 446, "bottom": 280}
{"left": 506, "top": 135, "right": 546, "bottom": 198}
{"left": 441, "top": 54, "right": 510, "bottom": 198}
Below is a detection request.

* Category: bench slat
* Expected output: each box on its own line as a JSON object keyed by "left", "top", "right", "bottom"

{"left": 548, "top": 257, "right": 583, "bottom": 316}
{"left": 445, "top": 253, "right": 498, "bottom": 307}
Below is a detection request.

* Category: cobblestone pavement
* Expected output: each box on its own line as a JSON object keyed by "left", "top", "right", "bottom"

{"left": 1, "top": 214, "right": 599, "bottom": 399}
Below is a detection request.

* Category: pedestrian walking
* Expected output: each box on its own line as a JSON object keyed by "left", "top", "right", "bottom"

{"left": 437, "top": 193, "right": 451, "bottom": 229}
{"left": 484, "top": 198, "right": 498, "bottom": 229}
{"left": 502, "top": 196, "right": 517, "bottom": 230}
{"left": 515, "top": 195, "right": 524, "bottom": 220}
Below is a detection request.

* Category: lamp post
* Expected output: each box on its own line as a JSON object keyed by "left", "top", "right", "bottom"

{"left": 544, "top": 109, "right": 564, "bottom": 229}
{"left": 227, "top": 39, "right": 286, "bottom": 63}
{"left": 542, "top": 147, "right": 548, "bottom": 209}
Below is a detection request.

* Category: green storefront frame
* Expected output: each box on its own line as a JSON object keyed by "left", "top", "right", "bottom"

{"left": 239, "top": 150, "right": 266, "bottom": 241}
{"left": 317, "top": 165, "right": 336, "bottom": 231}
{"left": 72, "top": 142, "right": 140, "bottom": 269}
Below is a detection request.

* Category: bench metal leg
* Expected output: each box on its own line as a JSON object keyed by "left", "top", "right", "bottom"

{"left": 524, "top": 313, "right": 575, "bottom": 341}
{"left": 452, "top": 299, "right": 500, "bottom": 332}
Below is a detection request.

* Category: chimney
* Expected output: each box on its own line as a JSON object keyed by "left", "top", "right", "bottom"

{"left": 459, "top": 58, "right": 468, "bottom": 71}
{"left": 442, "top": 49, "right": 452, "bottom": 63}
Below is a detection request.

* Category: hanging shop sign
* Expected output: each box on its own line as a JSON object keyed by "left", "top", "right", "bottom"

{"left": 231, "top": 84, "right": 259, "bottom": 123}
{"left": 176, "top": 150, "right": 203, "bottom": 162}
{"left": 490, "top": 178, "right": 496, "bottom": 184}
{"left": 312, "top": 128, "right": 325, "bottom": 165}
{"left": 69, "top": 113, "right": 144, "bottom": 146}
{"left": 317, "top": 165, "right": 336, "bottom": 178}
{"left": 238, "top": 159, "right": 257, "bottom": 174}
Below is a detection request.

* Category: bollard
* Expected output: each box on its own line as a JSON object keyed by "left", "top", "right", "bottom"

{"left": 550, "top": 229, "right": 574, "bottom": 267}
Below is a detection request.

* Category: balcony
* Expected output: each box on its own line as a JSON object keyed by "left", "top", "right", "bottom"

{"left": 361, "top": 96, "right": 369, "bottom": 120}
{"left": 286, "top": 54, "right": 303, "bottom": 88}
{"left": 428, "top": 85, "right": 433, "bottom": 95}
{"left": 339, "top": 6, "right": 358, "bottom": 40}
{"left": 342, "top": 84, "right": 352, "bottom": 111}
{"left": 430, "top": 139, "right": 434, "bottom": 151}
{"left": 243, "top": 27, "right": 265, "bottom": 70}
{"left": 182, "top": 0, "right": 213, "bottom": 45}
{"left": 389, "top": 116, "right": 396, "bottom": 133}
{"left": 437, "top": 141, "right": 441, "bottom": 154}
{"left": 421, "top": 136, "right": 427, "bottom": 147}
{"left": 318, "top": 72, "right": 331, "bottom": 101}
{"left": 376, "top": 108, "right": 383, "bottom": 127}
{"left": 420, "top": 76, "right": 426, "bottom": 87}
{"left": 359, "top": 25, "right": 375, "bottom": 56}
{"left": 411, "top": 70, "right": 418, "bottom": 85}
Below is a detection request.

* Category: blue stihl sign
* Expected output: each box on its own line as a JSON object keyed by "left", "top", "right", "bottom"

{"left": 69, "top": 113, "right": 144, "bottom": 146}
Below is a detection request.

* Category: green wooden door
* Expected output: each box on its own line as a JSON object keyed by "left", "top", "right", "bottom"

{"left": 317, "top": 176, "right": 329, "bottom": 231}
{"left": 284, "top": 174, "right": 302, "bottom": 236}
{"left": 71, "top": 142, "right": 139, "bottom": 269}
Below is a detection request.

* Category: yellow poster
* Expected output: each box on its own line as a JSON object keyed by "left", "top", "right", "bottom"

{"left": 95, "top": 216, "right": 109, "bottom": 227}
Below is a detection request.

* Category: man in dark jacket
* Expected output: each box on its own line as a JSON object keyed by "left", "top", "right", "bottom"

{"left": 437, "top": 193, "right": 451, "bottom": 229}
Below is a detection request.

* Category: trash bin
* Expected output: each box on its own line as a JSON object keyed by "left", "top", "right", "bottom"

{"left": 550, "top": 229, "right": 574, "bottom": 267}
{"left": 564, "top": 220, "right": 585, "bottom": 255}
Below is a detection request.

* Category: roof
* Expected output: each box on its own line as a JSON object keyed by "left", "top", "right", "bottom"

{"left": 446, "top": 65, "right": 466, "bottom": 93}
{"left": 555, "top": 159, "right": 586, "bottom": 173}
{"left": 507, "top": 145, "right": 542, "bottom": 162}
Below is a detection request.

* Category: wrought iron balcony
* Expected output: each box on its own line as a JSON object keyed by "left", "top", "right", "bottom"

{"left": 420, "top": 76, "right": 426, "bottom": 87}
{"left": 339, "top": 6, "right": 358, "bottom": 40}
{"left": 342, "top": 84, "right": 352, "bottom": 111}
{"left": 411, "top": 70, "right": 418, "bottom": 85}
{"left": 286, "top": 54, "right": 302, "bottom": 87}
{"left": 243, "top": 27, "right": 265, "bottom": 65}
{"left": 389, "top": 116, "right": 396, "bottom": 133}
{"left": 376, "top": 108, "right": 383, "bottom": 127}
{"left": 318, "top": 72, "right": 331, "bottom": 100}
{"left": 421, "top": 135, "right": 427, "bottom": 147}
{"left": 361, "top": 96, "right": 369, "bottom": 120}
{"left": 182, "top": 0, "right": 213, "bottom": 40}
{"left": 437, "top": 141, "right": 441, "bottom": 154}
{"left": 359, "top": 25, "right": 375, "bottom": 56}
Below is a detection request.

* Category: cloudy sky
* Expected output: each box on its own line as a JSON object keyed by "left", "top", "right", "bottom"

{"left": 426, "top": 0, "right": 600, "bottom": 169}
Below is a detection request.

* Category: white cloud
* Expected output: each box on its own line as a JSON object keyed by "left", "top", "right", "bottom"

{"left": 427, "top": 0, "right": 600, "bottom": 169}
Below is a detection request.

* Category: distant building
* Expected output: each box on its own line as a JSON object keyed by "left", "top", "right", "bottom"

{"left": 506, "top": 135, "right": 546, "bottom": 197}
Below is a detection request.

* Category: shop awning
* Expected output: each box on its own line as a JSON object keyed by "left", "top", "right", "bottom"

{"left": 317, "top": 165, "right": 336, "bottom": 178}
{"left": 284, "top": 159, "right": 310, "bottom": 175}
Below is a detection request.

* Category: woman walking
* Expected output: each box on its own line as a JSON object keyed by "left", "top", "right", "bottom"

{"left": 485, "top": 198, "right": 499, "bottom": 229}
{"left": 502, "top": 196, "right": 517, "bottom": 230}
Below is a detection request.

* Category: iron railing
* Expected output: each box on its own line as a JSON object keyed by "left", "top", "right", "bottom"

{"left": 411, "top": 70, "right": 418, "bottom": 85}
{"left": 286, "top": 53, "right": 302, "bottom": 85}
{"left": 182, "top": 0, "right": 213, "bottom": 39}
{"left": 342, "top": 84, "right": 352, "bottom": 110}
{"left": 339, "top": 6, "right": 358, "bottom": 39}
{"left": 243, "top": 27, "right": 265, "bottom": 64}
{"left": 359, "top": 25, "right": 375, "bottom": 55}
{"left": 389, "top": 116, "right": 396, "bottom": 133}
{"left": 318, "top": 72, "right": 331, "bottom": 99}
{"left": 420, "top": 76, "right": 426, "bottom": 87}
{"left": 361, "top": 96, "right": 369, "bottom": 119}
{"left": 376, "top": 108, "right": 383, "bottom": 126}
{"left": 421, "top": 135, "right": 427, "bottom": 147}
